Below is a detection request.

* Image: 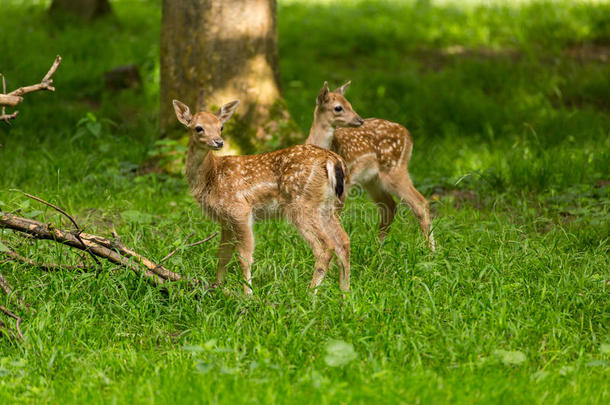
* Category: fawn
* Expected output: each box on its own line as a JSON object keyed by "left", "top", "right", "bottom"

{"left": 305, "top": 81, "right": 435, "bottom": 250}
{"left": 173, "top": 99, "right": 351, "bottom": 294}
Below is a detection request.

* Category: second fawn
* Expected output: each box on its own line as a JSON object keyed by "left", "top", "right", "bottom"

{"left": 305, "top": 81, "right": 435, "bottom": 250}
{"left": 173, "top": 99, "right": 351, "bottom": 294}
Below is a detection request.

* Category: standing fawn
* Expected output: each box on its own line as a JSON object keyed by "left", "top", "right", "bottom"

{"left": 305, "top": 82, "right": 435, "bottom": 250}
{"left": 173, "top": 99, "right": 351, "bottom": 294}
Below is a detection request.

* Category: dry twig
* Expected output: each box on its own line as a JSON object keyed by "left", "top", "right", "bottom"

{"left": 0, "top": 55, "right": 62, "bottom": 123}
{"left": 20, "top": 191, "right": 102, "bottom": 268}
{"left": 160, "top": 232, "right": 195, "bottom": 263}
{"left": 0, "top": 304, "right": 23, "bottom": 340}
{"left": 0, "top": 272, "right": 14, "bottom": 297}
{"left": 0, "top": 267, "right": 27, "bottom": 310}
{"left": 0, "top": 213, "right": 178, "bottom": 286}
{"left": 0, "top": 272, "right": 24, "bottom": 341}
{"left": 1, "top": 249, "right": 90, "bottom": 272}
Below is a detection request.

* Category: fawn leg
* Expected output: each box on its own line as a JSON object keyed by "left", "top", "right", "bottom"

{"left": 292, "top": 213, "right": 335, "bottom": 292}
{"left": 380, "top": 170, "right": 435, "bottom": 251}
{"left": 215, "top": 225, "right": 235, "bottom": 287}
{"left": 323, "top": 214, "right": 351, "bottom": 292}
{"left": 234, "top": 217, "right": 255, "bottom": 295}
{"left": 365, "top": 181, "right": 397, "bottom": 242}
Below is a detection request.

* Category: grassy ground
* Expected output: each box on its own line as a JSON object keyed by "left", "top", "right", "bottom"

{"left": 0, "top": 0, "right": 609, "bottom": 403}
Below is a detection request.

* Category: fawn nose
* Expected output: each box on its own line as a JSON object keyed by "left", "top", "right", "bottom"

{"left": 213, "top": 138, "right": 224, "bottom": 149}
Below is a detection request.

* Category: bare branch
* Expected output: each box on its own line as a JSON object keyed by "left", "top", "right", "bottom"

{"left": 19, "top": 191, "right": 102, "bottom": 268}
{"left": 0, "top": 110, "right": 18, "bottom": 123}
{"left": 159, "top": 232, "right": 195, "bottom": 264}
{"left": 0, "top": 304, "right": 23, "bottom": 340}
{"left": 0, "top": 268, "right": 27, "bottom": 310}
{"left": 41, "top": 55, "right": 62, "bottom": 84}
{"left": 1, "top": 73, "right": 5, "bottom": 114}
{"left": 0, "top": 272, "right": 14, "bottom": 296}
{"left": 184, "top": 232, "right": 219, "bottom": 249}
{"left": 21, "top": 191, "right": 79, "bottom": 230}
{"left": 0, "top": 55, "right": 62, "bottom": 124}
{"left": 0, "top": 94, "right": 22, "bottom": 107}
{"left": 1, "top": 249, "right": 90, "bottom": 272}
{"left": 157, "top": 230, "right": 218, "bottom": 265}
{"left": 7, "top": 55, "right": 62, "bottom": 98}
{"left": 0, "top": 74, "right": 18, "bottom": 123}
{"left": 0, "top": 213, "right": 190, "bottom": 287}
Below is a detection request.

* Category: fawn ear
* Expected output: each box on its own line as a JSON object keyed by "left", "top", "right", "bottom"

{"left": 317, "top": 81, "right": 330, "bottom": 106}
{"left": 334, "top": 81, "right": 351, "bottom": 95}
{"left": 173, "top": 100, "right": 192, "bottom": 126}
{"left": 215, "top": 100, "right": 240, "bottom": 124}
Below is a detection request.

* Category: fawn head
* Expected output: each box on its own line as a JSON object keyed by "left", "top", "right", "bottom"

{"left": 173, "top": 99, "right": 240, "bottom": 150}
{"left": 316, "top": 81, "right": 363, "bottom": 128}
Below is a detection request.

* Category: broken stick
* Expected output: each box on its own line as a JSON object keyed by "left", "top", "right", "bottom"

{"left": 0, "top": 55, "right": 62, "bottom": 123}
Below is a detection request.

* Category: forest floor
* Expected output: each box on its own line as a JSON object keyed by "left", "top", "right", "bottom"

{"left": 0, "top": 0, "right": 609, "bottom": 403}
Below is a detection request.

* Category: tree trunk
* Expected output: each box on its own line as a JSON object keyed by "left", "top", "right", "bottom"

{"left": 49, "top": 0, "right": 112, "bottom": 20}
{"left": 160, "top": 0, "right": 300, "bottom": 153}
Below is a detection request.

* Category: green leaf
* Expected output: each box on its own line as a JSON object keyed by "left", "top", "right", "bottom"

{"left": 586, "top": 360, "right": 609, "bottom": 367}
{"left": 182, "top": 345, "right": 204, "bottom": 353}
{"left": 0, "top": 241, "right": 10, "bottom": 253}
{"left": 195, "top": 361, "right": 213, "bottom": 374}
{"left": 530, "top": 370, "right": 549, "bottom": 381}
{"left": 203, "top": 339, "right": 217, "bottom": 351}
{"left": 601, "top": 343, "right": 610, "bottom": 355}
{"left": 324, "top": 340, "right": 357, "bottom": 367}
{"left": 24, "top": 210, "right": 44, "bottom": 219}
{"left": 87, "top": 121, "right": 102, "bottom": 137}
{"left": 494, "top": 350, "right": 527, "bottom": 366}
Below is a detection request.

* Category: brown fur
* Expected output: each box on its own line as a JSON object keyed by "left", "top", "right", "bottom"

{"left": 304, "top": 82, "right": 435, "bottom": 250}
{"left": 174, "top": 99, "right": 351, "bottom": 294}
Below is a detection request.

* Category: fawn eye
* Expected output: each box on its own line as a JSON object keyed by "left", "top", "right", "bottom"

{"left": 195, "top": 126, "right": 203, "bottom": 133}
{"left": 334, "top": 105, "right": 343, "bottom": 112}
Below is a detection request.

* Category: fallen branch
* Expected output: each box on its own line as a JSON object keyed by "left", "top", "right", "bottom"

{"left": 0, "top": 265, "right": 28, "bottom": 308}
{"left": 0, "top": 272, "right": 14, "bottom": 297}
{"left": 0, "top": 55, "right": 62, "bottom": 123}
{"left": 0, "top": 304, "right": 23, "bottom": 340}
{"left": 0, "top": 272, "right": 25, "bottom": 341}
{"left": 20, "top": 191, "right": 102, "bottom": 268}
{"left": 1, "top": 249, "right": 90, "bottom": 272}
{"left": 5, "top": 55, "right": 61, "bottom": 98}
{"left": 0, "top": 213, "right": 179, "bottom": 286}
{"left": 159, "top": 231, "right": 218, "bottom": 264}
{"left": 0, "top": 211, "right": 217, "bottom": 289}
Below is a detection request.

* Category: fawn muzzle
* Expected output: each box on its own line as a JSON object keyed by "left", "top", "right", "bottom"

{"left": 210, "top": 138, "right": 224, "bottom": 150}
{"left": 350, "top": 116, "right": 364, "bottom": 127}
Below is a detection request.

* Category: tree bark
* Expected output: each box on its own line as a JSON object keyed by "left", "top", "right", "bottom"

{"left": 160, "top": 0, "right": 299, "bottom": 153}
{"left": 49, "top": 0, "right": 112, "bottom": 20}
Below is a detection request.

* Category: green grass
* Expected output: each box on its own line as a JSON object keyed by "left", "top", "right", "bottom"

{"left": 1, "top": 0, "right": 609, "bottom": 403}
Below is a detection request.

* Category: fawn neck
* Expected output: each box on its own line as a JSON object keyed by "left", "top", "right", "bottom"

{"left": 185, "top": 140, "right": 217, "bottom": 193}
{"left": 306, "top": 107, "right": 335, "bottom": 149}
